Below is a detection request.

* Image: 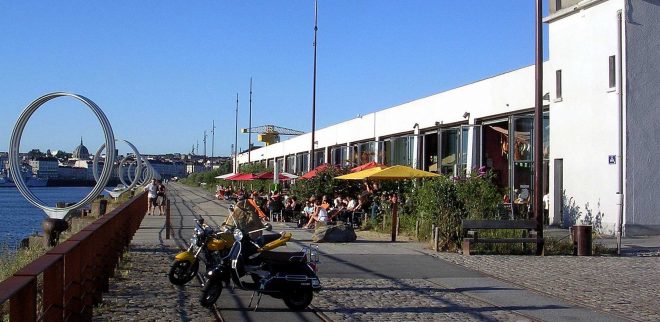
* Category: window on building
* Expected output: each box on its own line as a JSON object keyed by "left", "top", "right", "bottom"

{"left": 555, "top": 0, "right": 562, "bottom": 11}
{"left": 609, "top": 55, "right": 616, "bottom": 88}
{"left": 555, "top": 70, "right": 562, "bottom": 100}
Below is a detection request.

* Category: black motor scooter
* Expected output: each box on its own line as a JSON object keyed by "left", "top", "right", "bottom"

{"left": 200, "top": 225, "right": 321, "bottom": 311}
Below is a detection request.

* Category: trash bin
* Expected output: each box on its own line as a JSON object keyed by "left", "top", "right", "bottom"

{"left": 572, "top": 225, "right": 593, "bottom": 256}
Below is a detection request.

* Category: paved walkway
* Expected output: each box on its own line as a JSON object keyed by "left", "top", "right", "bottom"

{"left": 94, "top": 183, "right": 658, "bottom": 321}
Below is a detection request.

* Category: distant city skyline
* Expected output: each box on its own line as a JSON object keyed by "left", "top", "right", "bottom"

{"left": 0, "top": 1, "right": 549, "bottom": 155}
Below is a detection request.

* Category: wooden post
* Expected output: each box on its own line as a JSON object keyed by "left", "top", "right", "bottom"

{"left": 415, "top": 220, "right": 419, "bottom": 239}
{"left": 434, "top": 227, "right": 440, "bottom": 252}
{"left": 390, "top": 194, "right": 398, "bottom": 242}
{"left": 166, "top": 199, "right": 171, "bottom": 239}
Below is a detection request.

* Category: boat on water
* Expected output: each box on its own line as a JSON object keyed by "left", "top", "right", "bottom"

{"left": 0, "top": 174, "right": 48, "bottom": 187}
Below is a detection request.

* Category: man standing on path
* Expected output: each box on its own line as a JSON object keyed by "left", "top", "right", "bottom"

{"left": 144, "top": 178, "right": 158, "bottom": 215}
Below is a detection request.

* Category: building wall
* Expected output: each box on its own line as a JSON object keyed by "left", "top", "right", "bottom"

{"left": 624, "top": 0, "right": 660, "bottom": 235}
{"left": 239, "top": 64, "right": 552, "bottom": 164}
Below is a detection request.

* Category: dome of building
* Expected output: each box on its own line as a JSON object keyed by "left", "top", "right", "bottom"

{"left": 72, "top": 137, "right": 90, "bottom": 160}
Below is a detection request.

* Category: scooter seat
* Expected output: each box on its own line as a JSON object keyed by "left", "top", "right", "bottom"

{"left": 259, "top": 251, "right": 307, "bottom": 265}
{"left": 256, "top": 233, "right": 282, "bottom": 247}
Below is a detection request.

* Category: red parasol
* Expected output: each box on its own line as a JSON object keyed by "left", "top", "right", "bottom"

{"left": 226, "top": 173, "right": 258, "bottom": 181}
{"left": 253, "top": 172, "right": 295, "bottom": 181}
{"left": 300, "top": 163, "right": 332, "bottom": 179}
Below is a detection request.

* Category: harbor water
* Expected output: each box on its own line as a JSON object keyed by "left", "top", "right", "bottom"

{"left": 0, "top": 187, "right": 104, "bottom": 251}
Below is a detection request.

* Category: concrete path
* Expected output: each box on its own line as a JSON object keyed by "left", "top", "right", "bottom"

{"left": 94, "top": 183, "right": 658, "bottom": 321}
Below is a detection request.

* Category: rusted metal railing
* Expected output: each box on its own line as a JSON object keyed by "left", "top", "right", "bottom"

{"left": 0, "top": 192, "right": 147, "bottom": 321}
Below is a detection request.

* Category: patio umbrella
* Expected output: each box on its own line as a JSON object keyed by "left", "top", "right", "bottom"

{"left": 281, "top": 172, "right": 299, "bottom": 180}
{"left": 334, "top": 167, "right": 385, "bottom": 180}
{"left": 362, "top": 165, "right": 440, "bottom": 180}
{"left": 350, "top": 161, "right": 386, "bottom": 173}
{"left": 335, "top": 165, "right": 439, "bottom": 242}
{"left": 253, "top": 172, "right": 295, "bottom": 181}
{"left": 300, "top": 163, "right": 332, "bottom": 179}
{"left": 336, "top": 165, "right": 439, "bottom": 180}
{"left": 215, "top": 173, "right": 237, "bottom": 179}
{"left": 226, "top": 173, "right": 257, "bottom": 181}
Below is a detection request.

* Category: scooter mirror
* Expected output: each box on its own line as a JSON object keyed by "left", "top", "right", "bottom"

{"left": 265, "top": 223, "right": 273, "bottom": 231}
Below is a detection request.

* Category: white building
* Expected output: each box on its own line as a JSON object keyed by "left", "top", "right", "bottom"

{"left": 29, "top": 158, "right": 59, "bottom": 179}
{"left": 236, "top": 0, "right": 659, "bottom": 236}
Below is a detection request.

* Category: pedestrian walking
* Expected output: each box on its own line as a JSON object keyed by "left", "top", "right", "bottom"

{"left": 144, "top": 178, "right": 158, "bottom": 215}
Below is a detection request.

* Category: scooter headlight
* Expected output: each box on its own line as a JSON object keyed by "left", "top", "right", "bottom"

{"left": 233, "top": 229, "right": 243, "bottom": 241}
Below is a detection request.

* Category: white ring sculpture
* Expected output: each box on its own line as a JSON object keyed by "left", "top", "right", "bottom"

{"left": 9, "top": 92, "right": 116, "bottom": 219}
{"left": 92, "top": 139, "right": 142, "bottom": 198}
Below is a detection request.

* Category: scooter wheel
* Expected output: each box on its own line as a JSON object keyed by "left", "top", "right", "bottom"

{"left": 283, "top": 289, "right": 313, "bottom": 311}
{"left": 168, "top": 260, "right": 199, "bottom": 285}
{"left": 200, "top": 277, "right": 223, "bottom": 308}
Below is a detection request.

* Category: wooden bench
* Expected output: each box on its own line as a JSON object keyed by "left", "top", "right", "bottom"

{"left": 461, "top": 219, "right": 541, "bottom": 255}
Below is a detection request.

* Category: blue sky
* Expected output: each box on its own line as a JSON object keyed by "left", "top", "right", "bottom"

{"left": 0, "top": 1, "right": 548, "bottom": 156}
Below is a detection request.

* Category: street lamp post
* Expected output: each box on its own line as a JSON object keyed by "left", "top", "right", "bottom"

{"left": 533, "top": 0, "right": 545, "bottom": 255}
{"left": 310, "top": 0, "right": 318, "bottom": 172}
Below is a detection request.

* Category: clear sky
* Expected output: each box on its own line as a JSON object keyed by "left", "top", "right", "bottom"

{"left": 0, "top": 1, "right": 548, "bottom": 157}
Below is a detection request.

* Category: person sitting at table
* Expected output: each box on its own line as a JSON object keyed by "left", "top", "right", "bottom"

{"left": 303, "top": 198, "right": 328, "bottom": 229}
{"left": 283, "top": 197, "right": 294, "bottom": 222}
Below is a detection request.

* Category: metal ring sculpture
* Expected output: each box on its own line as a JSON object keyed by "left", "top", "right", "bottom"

{"left": 93, "top": 139, "right": 142, "bottom": 196}
{"left": 136, "top": 159, "right": 157, "bottom": 185}
{"left": 9, "top": 92, "right": 116, "bottom": 219}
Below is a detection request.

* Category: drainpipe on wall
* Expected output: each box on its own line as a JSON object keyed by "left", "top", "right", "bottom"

{"left": 616, "top": 10, "right": 625, "bottom": 255}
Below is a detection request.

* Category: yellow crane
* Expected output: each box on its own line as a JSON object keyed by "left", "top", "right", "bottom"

{"left": 241, "top": 125, "right": 305, "bottom": 146}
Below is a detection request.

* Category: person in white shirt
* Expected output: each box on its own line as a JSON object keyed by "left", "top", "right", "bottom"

{"left": 303, "top": 198, "right": 328, "bottom": 229}
{"left": 144, "top": 179, "right": 158, "bottom": 215}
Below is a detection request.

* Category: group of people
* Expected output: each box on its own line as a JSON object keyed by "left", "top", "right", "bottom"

{"left": 145, "top": 178, "right": 167, "bottom": 216}
{"left": 301, "top": 184, "right": 378, "bottom": 229}
{"left": 214, "top": 181, "right": 387, "bottom": 229}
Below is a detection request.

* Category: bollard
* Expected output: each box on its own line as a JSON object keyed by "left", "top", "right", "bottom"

{"left": 431, "top": 224, "right": 436, "bottom": 242}
{"left": 434, "top": 227, "right": 440, "bottom": 252}
{"left": 42, "top": 218, "right": 69, "bottom": 247}
{"left": 415, "top": 220, "right": 419, "bottom": 239}
{"left": 166, "top": 199, "right": 171, "bottom": 239}
{"left": 396, "top": 217, "right": 400, "bottom": 237}
{"left": 390, "top": 194, "right": 398, "bottom": 242}
{"left": 572, "top": 225, "right": 593, "bottom": 256}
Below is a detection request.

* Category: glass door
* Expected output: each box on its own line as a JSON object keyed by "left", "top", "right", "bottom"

{"left": 439, "top": 128, "right": 459, "bottom": 176}
{"left": 458, "top": 125, "right": 482, "bottom": 176}
{"left": 509, "top": 115, "right": 534, "bottom": 218}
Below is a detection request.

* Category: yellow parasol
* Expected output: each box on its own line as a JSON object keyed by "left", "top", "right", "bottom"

{"left": 335, "top": 165, "right": 439, "bottom": 180}
{"left": 333, "top": 167, "right": 384, "bottom": 180}
{"left": 334, "top": 165, "right": 439, "bottom": 242}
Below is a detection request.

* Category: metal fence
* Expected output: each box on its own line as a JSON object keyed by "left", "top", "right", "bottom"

{"left": 0, "top": 192, "right": 147, "bottom": 321}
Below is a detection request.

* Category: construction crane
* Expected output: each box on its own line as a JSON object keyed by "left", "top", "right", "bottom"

{"left": 241, "top": 125, "right": 305, "bottom": 146}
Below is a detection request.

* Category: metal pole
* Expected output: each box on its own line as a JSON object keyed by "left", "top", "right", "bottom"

{"left": 533, "top": 0, "right": 544, "bottom": 255}
{"left": 616, "top": 11, "right": 624, "bottom": 255}
{"left": 310, "top": 0, "right": 318, "bottom": 171}
{"left": 235, "top": 93, "right": 239, "bottom": 173}
{"left": 211, "top": 120, "right": 215, "bottom": 158}
{"left": 248, "top": 77, "right": 253, "bottom": 163}
{"left": 203, "top": 130, "right": 207, "bottom": 157}
{"left": 166, "top": 199, "right": 171, "bottom": 239}
{"left": 391, "top": 194, "right": 398, "bottom": 242}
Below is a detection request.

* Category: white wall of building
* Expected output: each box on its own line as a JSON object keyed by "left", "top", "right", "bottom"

{"left": 239, "top": 64, "right": 552, "bottom": 163}
{"left": 547, "top": 0, "right": 624, "bottom": 233}
{"left": 236, "top": 0, "right": 658, "bottom": 235}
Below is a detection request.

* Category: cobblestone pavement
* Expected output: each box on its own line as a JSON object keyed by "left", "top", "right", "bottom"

{"left": 92, "top": 184, "right": 656, "bottom": 321}
{"left": 433, "top": 253, "right": 660, "bottom": 322}
{"left": 92, "top": 244, "right": 216, "bottom": 322}
{"left": 313, "top": 278, "right": 531, "bottom": 322}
